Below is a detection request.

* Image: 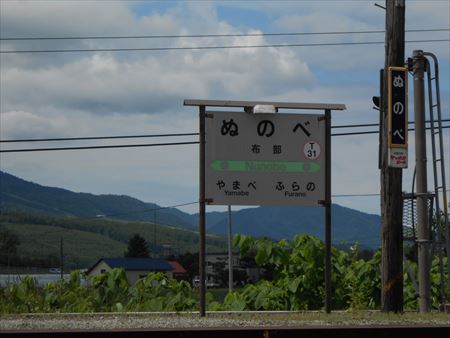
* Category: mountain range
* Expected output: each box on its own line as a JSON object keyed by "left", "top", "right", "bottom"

{"left": 0, "top": 171, "right": 381, "bottom": 249}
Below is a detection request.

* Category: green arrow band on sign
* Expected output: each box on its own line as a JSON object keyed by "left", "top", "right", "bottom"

{"left": 210, "top": 160, "right": 320, "bottom": 173}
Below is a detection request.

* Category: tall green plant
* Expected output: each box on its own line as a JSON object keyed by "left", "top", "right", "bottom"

{"left": 404, "top": 256, "right": 448, "bottom": 310}
{"left": 0, "top": 276, "right": 43, "bottom": 313}
{"left": 1, "top": 235, "right": 446, "bottom": 313}
{"left": 43, "top": 271, "right": 94, "bottom": 312}
{"left": 126, "top": 272, "right": 197, "bottom": 312}
{"left": 232, "top": 234, "right": 382, "bottom": 310}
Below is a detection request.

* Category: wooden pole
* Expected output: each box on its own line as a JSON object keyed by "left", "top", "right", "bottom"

{"left": 381, "top": 0, "right": 405, "bottom": 312}
{"left": 60, "top": 238, "right": 64, "bottom": 280}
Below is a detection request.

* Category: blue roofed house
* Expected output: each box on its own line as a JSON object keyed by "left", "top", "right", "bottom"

{"left": 87, "top": 258, "right": 174, "bottom": 284}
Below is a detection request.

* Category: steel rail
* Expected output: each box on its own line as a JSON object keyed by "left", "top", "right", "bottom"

{"left": 2, "top": 324, "right": 450, "bottom": 338}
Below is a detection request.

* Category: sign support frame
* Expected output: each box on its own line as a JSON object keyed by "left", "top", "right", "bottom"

{"left": 198, "top": 105, "right": 206, "bottom": 317}
{"left": 324, "top": 109, "right": 332, "bottom": 314}
{"left": 186, "top": 99, "right": 345, "bottom": 317}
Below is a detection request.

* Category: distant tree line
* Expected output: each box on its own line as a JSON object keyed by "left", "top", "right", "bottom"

{"left": 0, "top": 229, "right": 60, "bottom": 269}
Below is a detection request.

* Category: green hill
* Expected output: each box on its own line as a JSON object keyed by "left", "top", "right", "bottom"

{"left": 0, "top": 212, "right": 227, "bottom": 269}
{"left": 1, "top": 170, "right": 382, "bottom": 253}
{"left": 0, "top": 171, "right": 194, "bottom": 229}
{"left": 205, "top": 204, "right": 381, "bottom": 249}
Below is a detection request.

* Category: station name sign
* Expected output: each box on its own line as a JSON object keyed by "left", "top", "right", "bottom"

{"left": 387, "top": 66, "right": 408, "bottom": 168}
{"left": 205, "top": 111, "right": 326, "bottom": 206}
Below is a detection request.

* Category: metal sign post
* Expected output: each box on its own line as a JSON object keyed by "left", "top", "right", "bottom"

{"left": 227, "top": 205, "right": 233, "bottom": 293}
{"left": 324, "top": 109, "right": 332, "bottom": 314}
{"left": 185, "top": 99, "right": 345, "bottom": 316}
{"left": 412, "top": 50, "right": 431, "bottom": 312}
{"left": 198, "top": 105, "right": 206, "bottom": 317}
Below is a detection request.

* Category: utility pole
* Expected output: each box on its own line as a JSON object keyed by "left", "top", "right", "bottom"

{"left": 412, "top": 49, "right": 431, "bottom": 312}
{"left": 380, "top": 0, "right": 405, "bottom": 312}
{"left": 153, "top": 209, "right": 157, "bottom": 258}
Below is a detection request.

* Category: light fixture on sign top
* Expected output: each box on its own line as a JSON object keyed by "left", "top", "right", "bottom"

{"left": 252, "top": 104, "right": 276, "bottom": 114}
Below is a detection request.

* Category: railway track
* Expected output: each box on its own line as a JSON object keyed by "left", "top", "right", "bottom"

{"left": 1, "top": 324, "right": 450, "bottom": 338}
{"left": 1, "top": 312, "right": 449, "bottom": 337}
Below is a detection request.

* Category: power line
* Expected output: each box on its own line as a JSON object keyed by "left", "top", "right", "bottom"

{"left": 332, "top": 190, "right": 450, "bottom": 198}
{"left": 332, "top": 122, "right": 378, "bottom": 129}
{"left": 332, "top": 130, "right": 380, "bottom": 136}
{"left": 88, "top": 201, "right": 199, "bottom": 220}
{"left": 2, "top": 119, "right": 448, "bottom": 143}
{"left": 1, "top": 125, "right": 448, "bottom": 153}
{"left": 332, "top": 118, "right": 449, "bottom": 129}
{"left": 1, "top": 28, "right": 447, "bottom": 41}
{"left": 84, "top": 195, "right": 372, "bottom": 220}
{"left": 0, "top": 132, "right": 198, "bottom": 143}
{"left": 73, "top": 189, "right": 450, "bottom": 220}
{"left": 154, "top": 201, "right": 198, "bottom": 211}
{"left": 1, "top": 39, "right": 448, "bottom": 54}
{"left": 332, "top": 124, "right": 449, "bottom": 137}
{"left": 332, "top": 193, "right": 380, "bottom": 197}
{"left": 0, "top": 141, "right": 198, "bottom": 153}
{"left": 87, "top": 190, "right": 450, "bottom": 219}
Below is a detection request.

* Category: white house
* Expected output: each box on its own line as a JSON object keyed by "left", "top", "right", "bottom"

{"left": 87, "top": 257, "right": 174, "bottom": 285}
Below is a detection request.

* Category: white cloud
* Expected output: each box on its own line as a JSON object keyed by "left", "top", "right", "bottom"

{"left": 2, "top": 41, "right": 313, "bottom": 115}
{"left": 1, "top": 1, "right": 448, "bottom": 217}
{"left": 0, "top": 110, "right": 69, "bottom": 139}
{"left": 1, "top": 2, "right": 135, "bottom": 38}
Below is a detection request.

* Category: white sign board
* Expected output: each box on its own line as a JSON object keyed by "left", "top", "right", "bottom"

{"left": 388, "top": 147, "right": 407, "bottom": 168}
{"left": 205, "top": 111, "right": 326, "bottom": 206}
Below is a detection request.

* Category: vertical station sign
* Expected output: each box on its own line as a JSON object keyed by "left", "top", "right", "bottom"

{"left": 388, "top": 66, "right": 408, "bottom": 168}
{"left": 205, "top": 112, "right": 326, "bottom": 206}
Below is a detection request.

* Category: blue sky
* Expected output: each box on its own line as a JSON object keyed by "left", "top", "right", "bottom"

{"left": 0, "top": 0, "right": 449, "bottom": 217}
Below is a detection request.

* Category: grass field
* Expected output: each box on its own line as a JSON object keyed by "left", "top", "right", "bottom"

{"left": 0, "top": 212, "right": 228, "bottom": 269}
{"left": 1, "top": 222, "right": 125, "bottom": 269}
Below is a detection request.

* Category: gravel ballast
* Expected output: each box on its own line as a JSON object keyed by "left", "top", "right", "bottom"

{"left": 1, "top": 311, "right": 449, "bottom": 331}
